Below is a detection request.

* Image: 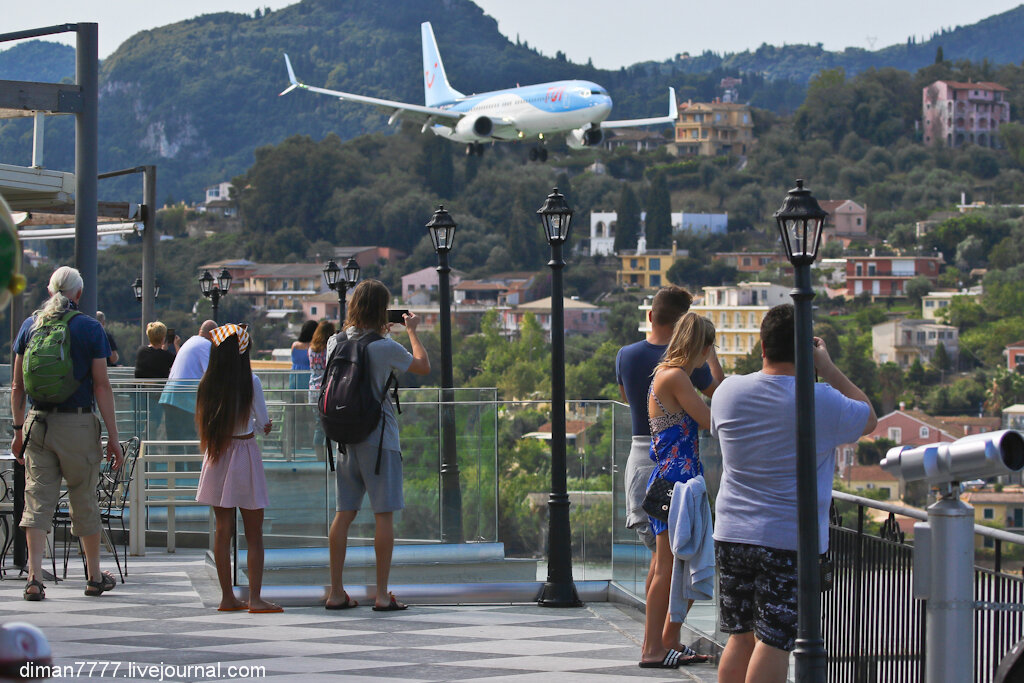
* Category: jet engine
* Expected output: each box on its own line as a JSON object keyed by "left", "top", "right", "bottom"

{"left": 455, "top": 115, "right": 493, "bottom": 139}
{"left": 566, "top": 126, "right": 604, "bottom": 150}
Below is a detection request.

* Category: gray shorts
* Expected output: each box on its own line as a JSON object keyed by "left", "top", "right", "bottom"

{"left": 625, "top": 435, "right": 656, "bottom": 551}
{"left": 335, "top": 442, "right": 404, "bottom": 514}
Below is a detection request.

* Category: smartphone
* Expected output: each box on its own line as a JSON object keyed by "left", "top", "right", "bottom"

{"left": 166, "top": 328, "right": 176, "bottom": 343}
{"left": 387, "top": 309, "right": 410, "bottom": 325}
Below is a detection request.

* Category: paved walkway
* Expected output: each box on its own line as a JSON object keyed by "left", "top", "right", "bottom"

{"left": 1, "top": 550, "right": 719, "bottom": 682}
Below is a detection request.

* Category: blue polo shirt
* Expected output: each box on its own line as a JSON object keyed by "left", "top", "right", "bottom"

{"left": 616, "top": 340, "right": 712, "bottom": 436}
{"left": 15, "top": 307, "right": 111, "bottom": 410}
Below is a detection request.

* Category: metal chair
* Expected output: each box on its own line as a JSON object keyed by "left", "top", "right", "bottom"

{"left": 52, "top": 437, "right": 140, "bottom": 582}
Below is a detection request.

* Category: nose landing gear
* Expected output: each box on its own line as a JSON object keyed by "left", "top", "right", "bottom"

{"left": 465, "top": 143, "right": 485, "bottom": 156}
{"left": 528, "top": 147, "right": 548, "bottom": 162}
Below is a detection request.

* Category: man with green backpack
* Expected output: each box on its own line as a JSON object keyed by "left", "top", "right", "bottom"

{"left": 10, "top": 266, "right": 123, "bottom": 601}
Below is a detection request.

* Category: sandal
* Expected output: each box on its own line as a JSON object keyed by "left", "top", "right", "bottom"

{"left": 23, "top": 578, "right": 45, "bottom": 602}
{"left": 85, "top": 571, "right": 116, "bottom": 597}
{"left": 371, "top": 592, "right": 408, "bottom": 612}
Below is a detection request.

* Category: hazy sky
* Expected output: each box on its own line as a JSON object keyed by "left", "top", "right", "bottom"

{"left": 3, "top": 0, "right": 1022, "bottom": 68}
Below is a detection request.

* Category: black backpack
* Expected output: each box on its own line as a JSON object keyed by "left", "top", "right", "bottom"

{"left": 318, "top": 332, "right": 399, "bottom": 474}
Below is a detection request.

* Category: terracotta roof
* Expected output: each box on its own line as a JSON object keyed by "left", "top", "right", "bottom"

{"left": 517, "top": 297, "right": 600, "bottom": 311}
{"left": 964, "top": 491, "right": 1024, "bottom": 504}
{"left": 1007, "top": 340, "right": 1024, "bottom": 349}
{"left": 941, "top": 80, "right": 1009, "bottom": 92}
{"left": 818, "top": 200, "right": 853, "bottom": 212}
{"left": 535, "top": 420, "right": 594, "bottom": 435}
{"left": 901, "top": 410, "right": 958, "bottom": 437}
{"left": 844, "top": 465, "right": 898, "bottom": 482}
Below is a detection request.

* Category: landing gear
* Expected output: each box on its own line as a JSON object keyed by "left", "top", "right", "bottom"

{"left": 465, "top": 143, "right": 484, "bottom": 156}
{"left": 528, "top": 147, "right": 548, "bottom": 162}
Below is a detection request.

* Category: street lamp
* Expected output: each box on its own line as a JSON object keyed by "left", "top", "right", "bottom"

{"left": 536, "top": 188, "right": 582, "bottom": 608}
{"left": 132, "top": 277, "right": 159, "bottom": 303}
{"left": 426, "top": 205, "right": 463, "bottom": 543}
{"left": 323, "top": 257, "right": 360, "bottom": 323}
{"left": 199, "top": 268, "right": 232, "bottom": 323}
{"left": 773, "top": 179, "right": 828, "bottom": 682}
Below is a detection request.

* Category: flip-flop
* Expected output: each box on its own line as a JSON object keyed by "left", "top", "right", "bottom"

{"left": 217, "top": 605, "right": 247, "bottom": 612}
{"left": 248, "top": 605, "right": 284, "bottom": 614}
{"left": 639, "top": 649, "right": 686, "bottom": 669}
{"left": 371, "top": 592, "right": 408, "bottom": 612}
{"left": 325, "top": 592, "right": 358, "bottom": 610}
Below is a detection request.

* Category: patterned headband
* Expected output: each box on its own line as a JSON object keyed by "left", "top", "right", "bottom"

{"left": 210, "top": 324, "right": 250, "bottom": 354}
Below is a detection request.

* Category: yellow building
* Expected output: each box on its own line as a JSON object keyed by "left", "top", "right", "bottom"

{"left": 674, "top": 100, "right": 756, "bottom": 157}
{"left": 964, "top": 488, "right": 1024, "bottom": 549}
{"left": 841, "top": 465, "right": 902, "bottom": 501}
{"left": 617, "top": 241, "right": 681, "bottom": 289}
{"left": 690, "top": 283, "right": 791, "bottom": 370}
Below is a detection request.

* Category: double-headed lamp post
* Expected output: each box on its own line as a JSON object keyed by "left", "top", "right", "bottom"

{"left": 426, "top": 205, "right": 463, "bottom": 543}
{"left": 536, "top": 188, "right": 582, "bottom": 608}
{"left": 132, "top": 276, "right": 160, "bottom": 344}
{"left": 323, "top": 258, "right": 361, "bottom": 323}
{"left": 774, "top": 179, "right": 828, "bottom": 683}
{"left": 199, "top": 268, "right": 232, "bottom": 324}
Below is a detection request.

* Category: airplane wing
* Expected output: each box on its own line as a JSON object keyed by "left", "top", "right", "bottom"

{"left": 279, "top": 54, "right": 462, "bottom": 127}
{"left": 601, "top": 87, "right": 677, "bottom": 129}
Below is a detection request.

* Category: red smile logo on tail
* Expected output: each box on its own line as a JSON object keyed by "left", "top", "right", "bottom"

{"left": 425, "top": 62, "right": 437, "bottom": 88}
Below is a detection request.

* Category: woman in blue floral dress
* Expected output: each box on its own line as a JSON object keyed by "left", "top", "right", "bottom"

{"left": 640, "top": 312, "right": 716, "bottom": 669}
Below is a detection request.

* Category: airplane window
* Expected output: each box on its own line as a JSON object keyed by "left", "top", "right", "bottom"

{"left": 580, "top": 89, "right": 591, "bottom": 98}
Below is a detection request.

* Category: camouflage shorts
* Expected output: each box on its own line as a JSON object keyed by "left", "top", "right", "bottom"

{"left": 716, "top": 541, "right": 799, "bottom": 652}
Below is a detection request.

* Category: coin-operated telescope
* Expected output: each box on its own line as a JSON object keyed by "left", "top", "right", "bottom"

{"left": 881, "top": 430, "right": 1024, "bottom": 683}
{"left": 880, "top": 430, "right": 1024, "bottom": 485}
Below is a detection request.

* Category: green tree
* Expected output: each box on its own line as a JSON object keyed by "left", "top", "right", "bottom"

{"left": 644, "top": 172, "right": 672, "bottom": 249}
{"left": 614, "top": 185, "right": 641, "bottom": 253}
{"left": 904, "top": 276, "right": 933, "bottom": 307}
{"left": 877, "top": 362, "right": 904, "bottom": 415}
{"left": 731, "top": 346, "right": 762, "bottom": 375}
{"left": 932, "top": 342, "right": 951, "bottom": 372}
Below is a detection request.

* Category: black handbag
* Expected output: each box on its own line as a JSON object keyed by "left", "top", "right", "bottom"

{"left": 642, "top": 477, "right": 674, "bottom": 522}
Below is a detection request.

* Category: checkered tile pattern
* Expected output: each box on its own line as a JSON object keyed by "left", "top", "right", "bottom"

{"left": 1, "top": 551, "right": 718, "bottom": 682}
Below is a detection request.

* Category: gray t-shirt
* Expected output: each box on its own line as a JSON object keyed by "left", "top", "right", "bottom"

{"left": 326, "top": 327, "right": 413, "bottom": 452}
{"left": 711, "top": 372, "right": 870, "bottom": 553}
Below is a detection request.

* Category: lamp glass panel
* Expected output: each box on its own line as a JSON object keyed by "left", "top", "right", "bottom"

{"left": 218, "top": 271, "right": 233, "bottom": 293}
{"left": 199, "top": 272, "right": 213, "bottom": 294}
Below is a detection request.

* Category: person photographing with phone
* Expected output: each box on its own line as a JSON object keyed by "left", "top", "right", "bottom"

{"left": 323, "top": 281, "right": 429, "bottom": 612}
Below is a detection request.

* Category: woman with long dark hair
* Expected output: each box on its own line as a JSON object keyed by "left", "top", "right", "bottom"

{"left": 308, "top": 319, "right": 336, "bottom": 461}
{"left": 195, "top": 324, "right": 279, "bottom": 613}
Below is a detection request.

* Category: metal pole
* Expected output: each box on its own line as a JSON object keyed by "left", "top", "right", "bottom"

{"left": 211, "top": 291, "right": 219, "bottom": 324}
{"left": 74, "top": 23, "right": 98, "bottom": 316}
{"left": 538, "top": 241, "right": 581, "bottom": 607}
{"left": 792, "top": 261, "right": 826, "bottom": 681}
{"left": 338, "top": 285, "right": 346, "bottom": 324}
{"left": 438, "top": 248, "right": 463, "bottom": 542}
{"left": 141, "top": 166, "right": 156, "bottom": 345}
{"left": 9, "top": 251, "right": 25, "bottom": 567}
{"left": 925, "top": 491, "right": 974, "bottom": 683}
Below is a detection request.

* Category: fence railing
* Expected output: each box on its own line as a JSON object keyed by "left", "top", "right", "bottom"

{"left": 829, "top": 491, "right": 1024, "bottom": 683}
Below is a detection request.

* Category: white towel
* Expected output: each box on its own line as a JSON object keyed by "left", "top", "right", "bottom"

{"left": 667, "top": 475, "right": 715, "bottom": 622}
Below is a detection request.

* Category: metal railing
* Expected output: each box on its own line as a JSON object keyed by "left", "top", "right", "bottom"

{"left": 828, "top": 491, "right": 1024, "bottom": 683}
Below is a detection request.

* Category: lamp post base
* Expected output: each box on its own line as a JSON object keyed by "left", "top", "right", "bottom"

{"left": 537, "top": 580, "right": 582, "bottom": 608}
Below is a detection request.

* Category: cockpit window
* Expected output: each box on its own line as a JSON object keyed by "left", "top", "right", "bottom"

{"left": 579, "top": 89, "right": 591, "bottom": 98}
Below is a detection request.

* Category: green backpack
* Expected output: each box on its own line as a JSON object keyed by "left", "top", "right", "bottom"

{"left": 23, "top": 310, "right": 81, "bottom": 405}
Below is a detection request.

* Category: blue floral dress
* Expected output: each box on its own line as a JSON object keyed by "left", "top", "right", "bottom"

{"left": 646, "top": 378, "right": 703, "bottom": 536}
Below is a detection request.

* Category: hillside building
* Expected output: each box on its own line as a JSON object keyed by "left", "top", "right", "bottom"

{"left": 589, "top": 210, "right": 725, "bottom": 257}
{"left": 501, "top": 297, "right": 608, "bottom": 341}
{"left": 673, "top": 100, "right": 756, "bottom": 156}
{"left": 872, "top": 319, "right": 959, "bottom": 368}
{"left": 845, "top": 253, "right": 942, "bottom": 299}
{"left": 616, "top": 239, "right": 685, "bottom": 288}
{"left": 818, "top": 199, "right": 867, "bottom": 246}
{"left": 1006, "top": 341, "right": 1024, "bottom": 372}
{"left": 922, "top": 80, "right": 1011, "bottom": 148}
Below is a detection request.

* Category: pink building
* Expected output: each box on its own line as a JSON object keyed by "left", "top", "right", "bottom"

{"left": 818, "top": 199, "right": 867, "bottom": 247}
{"left": 1006, "top": 340, "right": 1024, "bottom": 372}
{"left": 400, "top": 266, "right": 463, "bottom": 304}
{"left": 922, "top": 80, "right": 1011, "bottom": 148}
{"left": 500, "top": 297, "right": 608, "bottom": 340}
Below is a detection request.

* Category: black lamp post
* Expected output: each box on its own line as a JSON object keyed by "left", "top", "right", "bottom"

{"left": 426, "top": 205, "right": 463, "bottom": 543}
{"left": 199, "top": 268, "right": 232, "bottom": 323}
{"left": 323, "top": 258, "right": 360, "bottom": 323}
{"left": 132, "top": 277, "right": 159, "bottom": 303}
{"left": 536, "top": 188, "right": 582, "bottom": 608}
{"left": 773, "top": 179, "right": 828, "bottom": 683}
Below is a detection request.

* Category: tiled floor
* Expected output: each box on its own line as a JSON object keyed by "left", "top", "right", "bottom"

{"left": 1, "top": 550, "right": 718, "bottom": 682}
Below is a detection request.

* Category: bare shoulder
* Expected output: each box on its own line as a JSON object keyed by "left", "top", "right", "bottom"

{"left": 654, "top": 366, "right": 692, "bottom": 387}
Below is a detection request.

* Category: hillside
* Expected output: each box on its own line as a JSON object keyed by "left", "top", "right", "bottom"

{"left": 3, "top": 1, "right": 1024, "bottom": 202}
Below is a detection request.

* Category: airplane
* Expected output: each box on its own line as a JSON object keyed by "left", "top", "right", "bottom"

{"left": 279, "top": 21, "right": 677, "bottom": 162}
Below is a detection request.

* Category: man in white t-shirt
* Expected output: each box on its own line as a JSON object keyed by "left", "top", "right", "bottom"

{"left": 159, "top": 320, "right": 216, "bottom": 442}
{"left": 711, "top": 304, "right": 877, "bottom": 683}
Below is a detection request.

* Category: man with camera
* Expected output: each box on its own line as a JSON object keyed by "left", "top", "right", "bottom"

{"left": 711, "top": 304, "right": 876, "bottom": 683}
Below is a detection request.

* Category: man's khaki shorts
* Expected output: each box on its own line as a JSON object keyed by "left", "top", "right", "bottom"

{"left": 20, "top": 410, "right": 104, "bottom": 538}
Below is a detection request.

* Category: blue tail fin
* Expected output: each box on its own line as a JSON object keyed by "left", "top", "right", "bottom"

{"left": 422, "top": 22, "right": 463, "bottom": 107}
